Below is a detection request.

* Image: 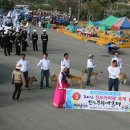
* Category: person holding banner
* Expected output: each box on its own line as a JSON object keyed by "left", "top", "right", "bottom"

{"left": 108, "top": 60, "right": 120, "bottom": 91}
{"left": 53, "top": 65, "right": 69, "bottom": 108}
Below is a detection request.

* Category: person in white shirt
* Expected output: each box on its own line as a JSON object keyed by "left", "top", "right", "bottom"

{"left": 111, "top": 52, "right": 122, "bottom": 69}
{"left": 37, "top": 53, "right": 51, "bottom": 89}
{"left": 17, "top": 53, "right": 29, "bottom": 89}
{"left": 108, "top": 60, "right": 120, "bottom": 91}
{"left": 86, "top": 54, "right": 96, "bottom": 87}
{"left": 61, "top": 53, "right": 70, "bottom": 78}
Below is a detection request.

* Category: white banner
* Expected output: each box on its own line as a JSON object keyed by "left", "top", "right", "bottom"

{"left": 66, "top": 89, "right": 130, "bottom": 112}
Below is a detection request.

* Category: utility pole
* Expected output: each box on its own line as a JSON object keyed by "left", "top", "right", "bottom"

{"left": 77, "top": 0, "right": 81, "bottom": 21}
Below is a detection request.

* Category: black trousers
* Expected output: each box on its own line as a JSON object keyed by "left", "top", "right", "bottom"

{"left": 23, "top": 71, "right": 29, "bottom": 87}
{"left": 66, "top": 68, "right": 70, "bottom": 78}
{"left": 33, "top": 40, "right": 38, "bottom": 51}
{"left": 12, "top": 83, "right": 22, "bottom": 100}
{"left": 42, "top": 41, "right": 47, "bottom": 54}
{"left": 4, "top": 46, "right": 10, "bottom": 56}
{"left": 22, "top": 42, "right": 27, "bottom": 51}
{"left": 40, "top": 70, "right": 49, "bottom": 88}
{"left": 16, "top": 44, "right": 21, "bottom": 55}
{"left": 9, "top": 42, "right": 13, "bottom": 52}
{"left": 108, "top": 78, "right": 119, "bottom": 91}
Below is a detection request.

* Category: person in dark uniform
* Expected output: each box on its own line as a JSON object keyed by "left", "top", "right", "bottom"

{"left": 0, "top": 30, "right": 4, "bottom": 48}
{"left": 3, "top": 31, "right": 10, "bottom": 56}
{"left": 0, "top": 30, "right": 2, "bottom": 48}
{"left": 32, "top": 29, "right": 38, "bottom": 51}
{"left": 41, "top": 30, "right": 48, "bottom": 54}
{"left": 15, "top": 32, "right": 21, "bottom": 56}
{"left": 12, "top": 28, "right": 17, "bottom": 45}
{"left": 9, "top": 31, "right": 14, "bottom": 53}
{"left": 21, "top": 29, "right": 28, "bottom": 52}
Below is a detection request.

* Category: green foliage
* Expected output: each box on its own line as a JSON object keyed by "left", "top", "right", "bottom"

{"left": 0, "top": 0, "right": 14, "bottom": 10}
{"left": 29, "top": 4, "right": 54, "bottom": 10}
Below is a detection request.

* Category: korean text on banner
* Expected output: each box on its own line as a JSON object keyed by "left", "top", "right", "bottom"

{"left": 65, "top": 89, "right": 130, "bottom": 112}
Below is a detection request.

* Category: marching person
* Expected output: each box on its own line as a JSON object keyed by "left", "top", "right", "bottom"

{"left": 37, "top": 53, "right": 51, "bottom": 89}
{"left": 41, "top": 30, "right": 48, "bottom": 54}
{"left": 12, "top": 64, "right": 24, "bottom": 100}
{"left": 61, "top": 53, "right": 70, "bottom": 78}
{"left": 21, "top": 29, "right": 28, "bottom": 52}
{"left": 108, "top": 60, "right": 120, "bottom": 91}
{"left": 9, "top": 31, "right": 14, "bottom": 53}
{"left": 3, "top": 31, "right": 10, "bottom": 56}
{"left": 86, "top": 54, "right": 96, "bottom": 87}
{"left": 53, "top": 65, "right": 69, "bottom": 108}
{"left": 17, "top": 53, "right": 29, "bottom": 89}
{"left": 111, "top": 52, "right": 122, "bottom": 70}
{"left": 0, "top": 30, "right": 4, "bottom": 48}
{"left": 32, "top": 29, "right": 38, "bottom": 51}
{"left": 15, "top": 32, "right": 21, "bottom": 56}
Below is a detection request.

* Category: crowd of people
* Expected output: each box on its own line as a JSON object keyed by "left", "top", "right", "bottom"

{"left": 0, "top": 7, "right": 72, "bottom": 56}
{"left": 0, "top": 7, "right": 124, "bottom": 109}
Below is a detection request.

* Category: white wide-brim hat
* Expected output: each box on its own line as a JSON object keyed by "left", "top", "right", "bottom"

{"left": 15, "top": 64, "right": 21, "bottom": 70}
{"left": 88, "top": 54, "right": 95, "bottom": 58}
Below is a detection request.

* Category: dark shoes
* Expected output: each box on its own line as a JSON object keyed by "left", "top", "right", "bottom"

{"left": 40, "top": 85, "right": 51, "bottom": 89}
{"left": 12, "top": 97, "right": 20, "bottom": 101}
{"left": 46, "top": 86, "right": 51, "bottom": 88}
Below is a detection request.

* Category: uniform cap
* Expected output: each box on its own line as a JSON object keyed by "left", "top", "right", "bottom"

{"left": 4, "top": 31, "right": 7, "bottom": 34}
{"left": 33, "top": 29, "right": 36, "bottom": 32}
{"left": 43, "top": 30, "right": 46, "bottom": 32}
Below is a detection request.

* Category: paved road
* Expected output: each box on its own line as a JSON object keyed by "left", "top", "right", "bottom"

{"left": 0, "top": 26, "right": 130, "bottom": 130}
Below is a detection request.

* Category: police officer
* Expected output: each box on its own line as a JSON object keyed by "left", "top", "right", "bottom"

{"left": 21, "top": 29, "right": 28, "bottom": 52}
{"left": 15, "top": 32, "right": 21, "bottom": 56}
{"left": 0, "top": 30, "right": 2, "bottom": 48}
{"left": 41, "top": 30, "right": 48, "bottom": 54}
{"left": 32, "top": 29, "right": 38, "bottom": 51}
{"left": 0, "top": 29, "right": 4, "bottom": 48}
{"left": 3, "top": 31, "right": 10, "bottom": 56}
{"left": 9, "top": 31, "right": 14, "bottom": 52}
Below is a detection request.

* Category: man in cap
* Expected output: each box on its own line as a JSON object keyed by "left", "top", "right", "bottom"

{"left": 0, "top": 29, "right": 2, "bottom": 48}
{"left": 21, "top": 29, "right": 28, "bottom": 52}
{"left": 3, "top": 31, "right": 10, "bottom": 56}
{"left": 0, "top": 28, "right": 5, "bottom": 48}
{"left": 15, "top": 32, "right": 21, "bottom": 56}
{"left": 12, "top": 64, "right": 24, "bottom": 100}
{"left": 86, "top": 54, "right": 96, "bottom": 87}
{"left": 41, "top": 30, "right": 48, "bottom": 54}
{"left": 32, "top": 29, "right": 38, "bottom": 51}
